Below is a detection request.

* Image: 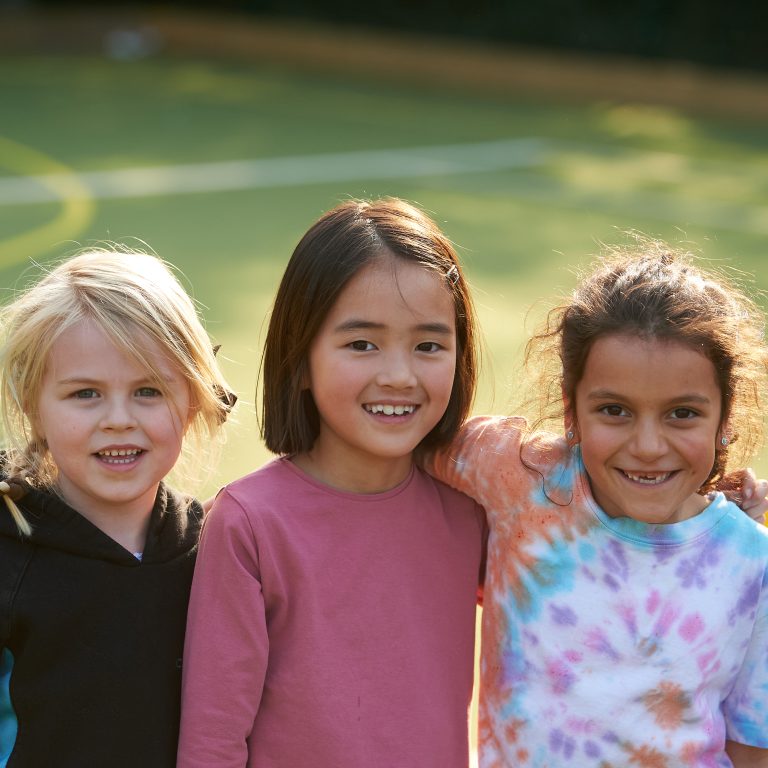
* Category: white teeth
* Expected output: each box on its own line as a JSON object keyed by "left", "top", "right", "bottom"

{"left": 365, "top": 404, "right": 415, "bottom": 416}
{"left": 623, "top": 471, "right": 670, "bottom": 485}
{"left": 97, "top": 449, "right": 142, "bottom": 464}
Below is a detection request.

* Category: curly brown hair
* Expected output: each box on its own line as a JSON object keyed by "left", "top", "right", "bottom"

{"left": 524, "top": 236, "right": 768, "bottom": 490}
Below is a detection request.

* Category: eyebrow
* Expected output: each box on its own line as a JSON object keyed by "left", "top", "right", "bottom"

{"left": 333, "top": 319, "right": 454, "bottom": 335}
{"left": 55, "top": 374, "right": 176, "bottom": 386}
{"left": 585, "top": 389, "right": 713, "bottom": 404}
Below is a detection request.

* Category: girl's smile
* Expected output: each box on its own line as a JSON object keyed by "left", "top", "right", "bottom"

{"left": 363, "top": 403, "right": 418, "bottom": 417}
{"left": 296, "top": 256, "right": 457, "bottom": 493}
{"left": 34, "top": 319, "right": 191, "bottom": 545}
{"left": 573, "top": 333, "right": 723, "bottom": 525}
{"left": 620, "top": 470, "right": 673, "bottom": 484}
{"left": 95, "top": 445, "right": 145, "bottom": 467}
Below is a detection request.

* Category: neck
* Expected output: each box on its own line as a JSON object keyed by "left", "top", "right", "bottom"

{"left": 291, "top": 452, "right": 413, "bottom": 494}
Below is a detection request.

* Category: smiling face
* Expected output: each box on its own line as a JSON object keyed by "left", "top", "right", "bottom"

{"left": 35, "top": 319, "right": 191, "bottom": 531}
{"left": 572, "top": 333, "right": 724, "bottom": 525}
{"left": 298, "top": 256, "right": 457, "bottom": 493}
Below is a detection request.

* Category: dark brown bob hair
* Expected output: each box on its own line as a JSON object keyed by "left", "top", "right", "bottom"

{"left": 260, "top": 198, "right": 479, "bottom": 456}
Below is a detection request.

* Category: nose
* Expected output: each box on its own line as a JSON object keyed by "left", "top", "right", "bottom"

{"left": 99, "top": 396, "right": 138, "bottom": 431}
{"left": 375, "top": 348, "right": 418, "bottom": 390}
{"left": 629, "top": 416, "right": 667, "bottom": 460}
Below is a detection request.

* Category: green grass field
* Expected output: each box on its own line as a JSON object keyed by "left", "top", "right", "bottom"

{"left": 2, "top": 51, "right": 768, "bottom": 495}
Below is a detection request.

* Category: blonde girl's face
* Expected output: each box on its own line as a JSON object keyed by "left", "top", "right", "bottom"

{"left": 297, "top": 257, "right": 457, "bottom": 494}
{"left": 573, "top": 333, "right": 723, "bottom": 525}
{"left": 34, "top": 319, "right": 191, "bottom": 529}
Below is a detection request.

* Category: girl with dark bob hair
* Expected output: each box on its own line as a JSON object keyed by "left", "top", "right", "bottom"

{"left": 178, "top": 199, "right": 486, "bottom": 768}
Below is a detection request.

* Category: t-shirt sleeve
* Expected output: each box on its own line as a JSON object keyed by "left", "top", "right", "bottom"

{"left": 177, "top": 489, "right": 268, "bottom": 767}
{"left": 425, "top": 415, "right": 527, "bottom": 510}
{"left": 723, "top": 566, "right": 768, "bottom": 748}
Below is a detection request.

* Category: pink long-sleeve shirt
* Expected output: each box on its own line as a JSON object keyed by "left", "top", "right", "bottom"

{"left": 177, "top": 458, "right": 486, "bottom": 768}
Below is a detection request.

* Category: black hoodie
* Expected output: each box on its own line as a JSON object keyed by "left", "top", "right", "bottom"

{"left": 0, "top": 477, "right": 203, "bottom": 767}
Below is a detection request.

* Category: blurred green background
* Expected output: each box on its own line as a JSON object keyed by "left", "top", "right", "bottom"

{"left": 1, "top": 10, "right": 768, "bottom": 497}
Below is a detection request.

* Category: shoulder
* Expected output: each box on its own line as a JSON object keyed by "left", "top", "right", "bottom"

{"left": 722, "top": 497, "right": 768, "bottom": 549}
{"left": 705, "top": 494, "right": 768, "bottom": 572}
{"left": 456, "top": 414, "right": 529, "bottom": 451}
{"left": 417, "top": 469, "right": 486, "bottom": 531}
{"left": 218, "top": 458, "right": 298, "bottom": 508}
{"left": 416, "top": 466, "right": 478, "bottom": 502}
{"left": 450, "top": 415, "right": 567, "bottom": 460}
{"left": 430, "top": 415, "right": 527, "bottom": 478}
{"left": 415, "top": 464, "right": 483, "bottom": 505}
{"left": 203, "top": 459, "right": 298, "bottom": 532}
{"left": 447, "top": 415, "right": 570, "bottom": 478}
{"left": 160, "top": 483, "right": 203, "bottom": 524}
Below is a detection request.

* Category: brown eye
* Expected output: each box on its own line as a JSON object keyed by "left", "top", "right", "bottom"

{"left": 349, "top": 340, "right": 375, "bottom": 351}
{"left": 670, "top": 408, "right": 696, "bottom": 419}
{"left": 600, "top": 404, "right": 627, "bottom": 417}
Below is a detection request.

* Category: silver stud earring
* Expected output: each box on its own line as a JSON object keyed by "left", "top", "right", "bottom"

{"left": 720, "top": 436, "right": 729, "bottom": 447}
{"left": 566, "top": 430, "right": 574, "bottom": 441}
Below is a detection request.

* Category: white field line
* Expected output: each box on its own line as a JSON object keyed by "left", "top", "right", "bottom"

{"left": 0, "top": 138, "right": 547, "bottom": 205}
{"left": 1, "top": 137, "right": 766, "bottom": 235}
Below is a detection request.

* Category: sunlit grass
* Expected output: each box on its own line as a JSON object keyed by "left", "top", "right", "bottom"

{"left": 0, "top": 53, "right": 767, "bottom": 491}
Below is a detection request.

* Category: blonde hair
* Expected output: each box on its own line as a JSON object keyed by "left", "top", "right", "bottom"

{"left": 0, "top": 247, "right": 234, "bottom": 533}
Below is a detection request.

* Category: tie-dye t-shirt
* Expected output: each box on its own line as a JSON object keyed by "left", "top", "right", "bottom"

{"left": 431, "top": 416, "right": 768, "bottom": 768}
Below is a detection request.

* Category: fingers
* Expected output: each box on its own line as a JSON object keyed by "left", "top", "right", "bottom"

{"left": 739, "top": 468, "right": 768, "bottom": 522}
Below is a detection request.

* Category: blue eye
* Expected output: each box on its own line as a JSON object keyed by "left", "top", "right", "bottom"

{"left": 136, "top": 387, "right": 162, "bottom": 398}
{"left": 73, "top": 389, "right": 98, "bottom": 399}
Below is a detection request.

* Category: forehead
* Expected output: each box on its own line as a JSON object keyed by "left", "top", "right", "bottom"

{"left": 579, "top": 333, "right": 721, "bottom": 398}
{"left": 45, "top": 319, "right": 175, "bottom": 378}
{"left": 326, "top": 257, "right": 455, "bottom": 324}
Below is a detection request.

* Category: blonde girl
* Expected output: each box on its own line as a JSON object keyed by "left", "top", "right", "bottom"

{"left": 0, "top": 248, "right": 234, "bottom": 767}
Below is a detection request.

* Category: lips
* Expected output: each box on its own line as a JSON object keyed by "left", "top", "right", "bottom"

{"left": 620, "top": 470, "right": 674, "bottom": 485}
{"left": 364, "top": 404, "right": 416, "bottom": 416}
{"left": 95, "top": 448, "right": 144, "bottom": 465}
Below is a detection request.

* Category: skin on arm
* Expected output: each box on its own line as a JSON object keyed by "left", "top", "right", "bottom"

{"left": 726, "top": 741, "right": 768, "bottom": 767}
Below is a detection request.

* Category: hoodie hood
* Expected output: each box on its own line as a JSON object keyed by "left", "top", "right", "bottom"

{"left": 0, "top": 472, "right": 202, "bottom": 565}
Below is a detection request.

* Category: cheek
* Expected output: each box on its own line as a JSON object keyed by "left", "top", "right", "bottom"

{"left": 577, "top": 429, "right": 619, "bottom": 474}
{"left": 164, "top": 402, "right": 191, "bottom": 439}
{"left": 420, "top": 354, "right": 454, "bottom": 387}
{"left": 686, "top": 432, "right": 718, "bottom": 464}
{"left": 165, "top": 382, "right": 195, "bottom": 430}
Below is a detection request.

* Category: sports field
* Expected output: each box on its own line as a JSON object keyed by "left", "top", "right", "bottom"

{"left": 2, "top": 39, "right": 768, "bottom": 494}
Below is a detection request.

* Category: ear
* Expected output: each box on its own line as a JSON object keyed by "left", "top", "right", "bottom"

{"left": 25, "top": 404, "right": 45, "bottom": 444}
{"left": 716, "top": 420, "right": 732, "bottom": 450}
{"left": 563, "top": 388, "right": 578, "bottom": 443}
